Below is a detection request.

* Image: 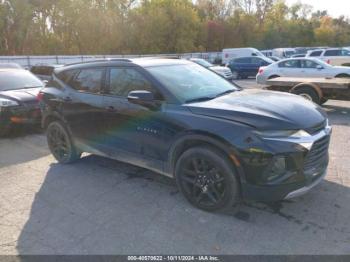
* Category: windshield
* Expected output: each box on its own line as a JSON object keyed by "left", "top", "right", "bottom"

{"left": 0, "top": 70, "right": 43, "bottom": 91}
{"left": 192, "top": 59, "right": 213, "bottom": 68}
{"left": 147, "top": 63, "right": 237, "bottom": 103}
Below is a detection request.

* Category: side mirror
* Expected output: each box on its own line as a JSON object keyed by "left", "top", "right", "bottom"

{"left": 316, "top": 65, "right": 324, "bottom": 70}
{"left": 42, "top": 80, "right": 49, "bottom": 85}
{"left": 127, "top": 90, "right": 158, "bottom": 109}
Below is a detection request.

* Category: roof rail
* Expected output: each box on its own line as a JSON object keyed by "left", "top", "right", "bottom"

{"left": 65, "top": 58, "right": 132, "bottom": 66}
{"left": 135, "top": 56, "right": 181, "bottom": 60}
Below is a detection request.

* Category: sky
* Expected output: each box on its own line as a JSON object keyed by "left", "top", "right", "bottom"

{"left": 286, "top": 0, "right": 350, "bottom": 18}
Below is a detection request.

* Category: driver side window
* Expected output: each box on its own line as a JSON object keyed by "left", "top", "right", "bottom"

{"left": 108, "top": 68, "right": 157, "bottom": 98}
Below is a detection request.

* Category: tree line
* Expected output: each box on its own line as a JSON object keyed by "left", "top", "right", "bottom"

{"left": 1, "top": 0, "right": 350, "bottom": 55}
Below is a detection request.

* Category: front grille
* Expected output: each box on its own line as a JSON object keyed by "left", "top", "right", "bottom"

{"left": 305, "top": 121, "right": 326, "bottom": 135}
{"left": 304, "top": 135, "right": 330, "bottom": 172}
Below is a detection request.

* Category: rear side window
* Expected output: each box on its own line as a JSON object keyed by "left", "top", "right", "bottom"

{"left": 278, "top": 60, "right": 300, "bottom": 68}
{"left": 324, "top": 50, "right": 341, "bottom": 56}
{"left": 108, "top": 68, "right": 155, "bottom": 97}
{"left": 251, "top": 57, "right": 263, "bottom": 63}
{"left": 71, "top": 68, "right": 104, "bottom": 93}
{"left": 57, "top": 69, "right": 78, "bottom": 84}
{"left": 301, "top": 60, "right": 319, "bottom": 68}
{"left": 309, "top": 51, "right": 322, "bottom": 57}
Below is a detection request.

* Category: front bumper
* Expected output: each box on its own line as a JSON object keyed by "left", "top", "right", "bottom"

{"left": 240, "top": 125, "right": 332, "bottom": 202}
{"left": 284, "top": 170, "right": 327, "bottom": 199}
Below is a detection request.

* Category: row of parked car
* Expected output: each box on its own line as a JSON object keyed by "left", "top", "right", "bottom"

{"left": 217, "top": 47, "right": 350, "bottom": 83}
{"left": 0, "top": 57, "right": 331, "bottom": 212}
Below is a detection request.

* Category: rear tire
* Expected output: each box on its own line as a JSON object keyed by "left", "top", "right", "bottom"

{"left": 175, "top": 146, "right": 240, "bottom": 212}
{"left": 47, "top": 121, "right": 81, "bottom": 164}
{"left": 293, "top": 86, "right": 320, "bottom": 104}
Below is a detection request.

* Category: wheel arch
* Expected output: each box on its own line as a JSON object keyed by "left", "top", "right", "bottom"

{"left": 42, "top": 112, "right": 66, "bottom": 129}
{"left": 167, "top": 132, "right": 245, "bottom": 183}
{"left": 335, "top": 73, "right": 350, "bottom": 78}
{"left": 290, "top": 82, "right": 323, "bottom": 100}
{"left": 267, "top": 74, "right": 280, "bottom": 79}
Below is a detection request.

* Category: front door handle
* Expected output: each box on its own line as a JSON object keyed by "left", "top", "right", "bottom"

{"left": 106, "top": 106, "right": 117, "bottom": 112}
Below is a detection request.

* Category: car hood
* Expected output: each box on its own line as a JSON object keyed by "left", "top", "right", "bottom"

{"left": 186, "top": 89, "right": 327, "bottom": 130}
{"left": 0, "top": 87, "right": 42, "bottom": 104}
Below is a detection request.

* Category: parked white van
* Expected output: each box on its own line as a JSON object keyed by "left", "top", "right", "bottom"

{"left": 272, "top": 48, "right": 296, "bottom": 59}
{"left": 222, "top": 48, "right": 264, "bottom": 65}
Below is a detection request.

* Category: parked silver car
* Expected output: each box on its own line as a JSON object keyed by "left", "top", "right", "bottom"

{"left": 257, "top": 58, "right": 350, "bottom": 85}
{"left": 189, "top": 58, "right": 233, "bottom": 80}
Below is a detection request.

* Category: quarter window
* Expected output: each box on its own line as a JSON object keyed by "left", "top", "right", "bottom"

{"left": 71, "top": 68, "right": 104, "bottom": 93}
{"left": 108, "top": 68, "right": 155, "bottom": 97}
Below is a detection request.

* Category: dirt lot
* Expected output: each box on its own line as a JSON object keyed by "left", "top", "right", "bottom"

{"left": 0, "top": 82, "right": 350, "bottom": 255}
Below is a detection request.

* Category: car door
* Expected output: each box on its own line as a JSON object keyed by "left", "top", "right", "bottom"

{"left": 300, "top": 60, "right": 331, "bottom": 78}
{"left": 233, "top": 57, "right": 251, "bottom": 77}
{"left": 251, "top": 57, "right": 267, "bottom": 76}
{"left": 277, "top": 59, "right": 301, "bottom": 77}
{"left": 101, "top": 66, "right": 167, "bottom": 169}
{"left": 60, "top": 67, "right": 106, "bottom": 150}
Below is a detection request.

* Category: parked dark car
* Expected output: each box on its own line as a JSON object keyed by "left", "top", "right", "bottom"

{"left": 39, "top": 58, "right": 331, "bottom": 212}
{"left": 30, "top": 64, "right": 63, "bottom": 81}
{"left": 227, "top": 56, "right": 274, "bottom": 79}
{"left": 0, "top": 69, "right": 44, "bottom": 136}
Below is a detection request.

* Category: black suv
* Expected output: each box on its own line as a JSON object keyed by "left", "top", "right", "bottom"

{"left": 39, "top": 58, "right": 331, "bottom": 211}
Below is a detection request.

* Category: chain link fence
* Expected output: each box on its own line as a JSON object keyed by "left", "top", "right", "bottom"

{"left": 0, "top": 52, "right": 222, "bottom": 68}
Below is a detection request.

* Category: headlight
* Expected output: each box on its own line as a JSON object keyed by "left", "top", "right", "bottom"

{"left": 256, "top": 130, "right": 311, "bottom": 138}
{"left": 0, "top": 98, "right": 19, "bottom": 107}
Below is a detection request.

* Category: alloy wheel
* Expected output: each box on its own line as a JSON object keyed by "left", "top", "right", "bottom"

{"left": 179, "top": 157, "right": 227, "bottom": 208}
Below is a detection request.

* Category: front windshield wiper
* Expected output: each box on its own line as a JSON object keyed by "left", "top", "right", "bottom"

{"left": 214, "top": 89, "right": 235, "bottom": 98}
{"left": 185, "top": 96, "right": 215, "bottom": 104}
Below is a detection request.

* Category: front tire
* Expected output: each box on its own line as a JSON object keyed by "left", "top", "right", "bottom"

{"left": 175, "top": 146, "right": 239, "bottom": 212}
{"left": 47, "top": 121, "right": 81, "bottom": 164}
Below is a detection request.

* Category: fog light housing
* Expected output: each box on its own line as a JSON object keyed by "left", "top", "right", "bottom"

{"left": 265, "top": 156, "right": 286, "bottom": 182}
